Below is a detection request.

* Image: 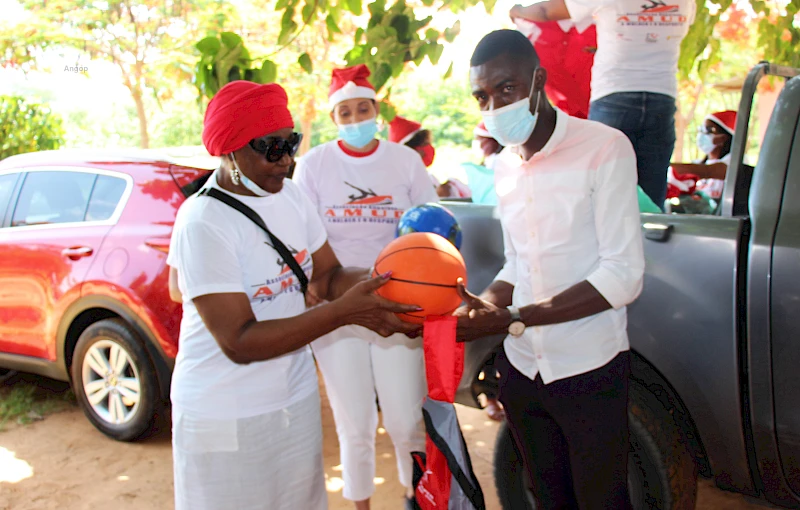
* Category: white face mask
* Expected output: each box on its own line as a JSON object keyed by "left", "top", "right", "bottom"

{"left": 231, "top": 154, "right": 271, "bottom": 197}
{"left": 696, "top": 132, "right": 716, "bottom": 156}
{"left": 480, "top": 68, "right": 540, "bottom": 147}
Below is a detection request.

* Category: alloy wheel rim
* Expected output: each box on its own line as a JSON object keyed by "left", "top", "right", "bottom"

{"left": 81, "top": 339, "right": 141, "bottom": 425}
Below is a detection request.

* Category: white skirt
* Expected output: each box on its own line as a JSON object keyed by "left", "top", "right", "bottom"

{"left": 172, "top": 389, "right": 327, "bottom": 510}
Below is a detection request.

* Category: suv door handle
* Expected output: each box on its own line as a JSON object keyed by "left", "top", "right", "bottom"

{"left": 643, "top": 223, "right": 673, "bottom": 242}
{"left": 61, "top": 246, "right": 94, "bottom": 260}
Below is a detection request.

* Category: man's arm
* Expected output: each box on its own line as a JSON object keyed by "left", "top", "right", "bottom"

{"left": 671, "top": 162, "right": 728, "bottom": 181}
{"left": 510, "top": 0, "right": 571, "bottom": 22}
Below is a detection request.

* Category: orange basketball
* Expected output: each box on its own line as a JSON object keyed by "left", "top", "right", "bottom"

{"left": 373, "top": 232, "right": 467, "bottom": 324}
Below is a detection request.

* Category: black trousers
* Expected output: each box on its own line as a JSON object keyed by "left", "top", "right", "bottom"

{"left": 496, "top": 349, "right": 631, "bottom": 510}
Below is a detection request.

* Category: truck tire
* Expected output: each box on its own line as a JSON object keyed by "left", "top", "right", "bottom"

{"left": 70, "top": 318, "right": 160, "bottom": 442}
{"left": 494, "top": 421, "right": 536, "bottom": 509}
{"left": 628, "top": 381, "right": 698, "bottom": 510}
{"left": 493, "top": 382, "right": 698, "bottom": 509}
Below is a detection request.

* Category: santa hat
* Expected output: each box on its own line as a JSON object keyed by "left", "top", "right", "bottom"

{"left": 389, "top": 116, "right": 422, "bottom": 145}
{"left": 705, "top": 110, "right": 737, "bottom": 136}
{"left": 329, "top": 64, "right": 376, "bottom": 109}
{"left": 474, "top": 122, "right": 492, "bottom": 139}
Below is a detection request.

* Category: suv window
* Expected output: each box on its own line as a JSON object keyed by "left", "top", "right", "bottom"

{"left": 11, "top": 171, "right": 96, "bottom": 227}
{"left": 86, "top": 175, "right": 127, "bottom": 221}
{"left": 0, "top": 173, "right": 18, "bottom": 224}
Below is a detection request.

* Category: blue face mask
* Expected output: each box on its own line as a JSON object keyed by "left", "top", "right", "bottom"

{"left": 696, "top": 132, "right": 716, "bottom": 156}
{"left": 481, "top": 70, "right": 540, "bottom": 147}
{"left": 339, "top": 118, "right": 378, "bottom": 149}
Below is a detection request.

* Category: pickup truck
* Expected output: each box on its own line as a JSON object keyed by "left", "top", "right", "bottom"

{"left": 447, "top": 62, "right": 800, "bottom": 509}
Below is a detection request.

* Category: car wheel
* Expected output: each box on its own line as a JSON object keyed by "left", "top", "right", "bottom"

{"left": 493, "top": 382, "right": 698, "bottom": 510}
{"left": 628, "top": 381, "right": 698, "bottom": 510}
{"left": 0, "top": 368, "right": 17, "bottom": 383}
{"left": 494, "top": 420, "right": 536, "bottom": 509}
{"left": 70, "top": 318, "right": 159, "bottom": 441}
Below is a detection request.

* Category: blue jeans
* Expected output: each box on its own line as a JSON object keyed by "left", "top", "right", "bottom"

{"left": 589, "top": 92, "right": 677, "bottom": 208}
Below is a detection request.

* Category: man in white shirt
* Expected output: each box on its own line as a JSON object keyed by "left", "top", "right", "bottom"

{"left": 456, "top": 29, "right": 645, "bottom": 508}
{"left": 510, "top": 0, "right": 696, "bottom": 208}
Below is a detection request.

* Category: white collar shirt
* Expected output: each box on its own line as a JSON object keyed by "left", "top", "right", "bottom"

{"left": 493, "top": 108, "right": 645, "bottom": 384}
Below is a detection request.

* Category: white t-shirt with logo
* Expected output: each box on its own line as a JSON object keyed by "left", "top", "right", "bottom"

{"left": 293, "top": 141, "right": 439, "bottom": 269}
{"left": 565, "top": 0, "right": 696, "bottom": 102}
{"left": 167, "top": 171, "right": 327, "bottom": 419}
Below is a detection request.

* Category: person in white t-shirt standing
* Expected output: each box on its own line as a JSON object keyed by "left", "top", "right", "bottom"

{"left": 293, "top": 64, "right": 439, "bottom": 510}
{"left": 167, "top": 80, "right": 420, "bottom": 510}
{"left": 510, "top": 0, "right": 696, "bottom": 208}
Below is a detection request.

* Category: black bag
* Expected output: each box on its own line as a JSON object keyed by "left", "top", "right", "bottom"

{"left": 199, "top": 187, "right": 308, "bottom": 294}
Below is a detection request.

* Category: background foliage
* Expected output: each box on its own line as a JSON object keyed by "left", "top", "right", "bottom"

{"left": 0, "top": 95, "right": 64, "bottom": 160}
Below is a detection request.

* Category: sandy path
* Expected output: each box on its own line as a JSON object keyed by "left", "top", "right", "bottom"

{"left": 0, "top": 379, "right": 769, "bottom": 510}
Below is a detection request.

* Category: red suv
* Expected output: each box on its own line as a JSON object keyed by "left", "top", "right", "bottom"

{"left": 0, "top": 149, "right": 213, "bottom": 440}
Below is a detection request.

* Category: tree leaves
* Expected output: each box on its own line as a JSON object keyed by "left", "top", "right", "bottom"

{"left": 0, "top": 95, "right": 64, "bottom": 160}
{"left": 298, "top": 52, "right": 313, "bottom": 73}
{"left": 261, "top": 60, "right": 278, "bottom": 83}
{"left": 195, "top": 36, "right": 220, "bottom": 55}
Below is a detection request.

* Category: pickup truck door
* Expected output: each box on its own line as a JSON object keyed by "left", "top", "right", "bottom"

{"left": 628, "top": 212, "right": 753, "bottom": 492}
{"left": 767, "top": 83, "right": 800, "bottom": 499}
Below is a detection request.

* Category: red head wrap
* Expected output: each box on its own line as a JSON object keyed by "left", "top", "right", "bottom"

{"left": 202, "top": 81, "right": 294, "bottom": 157}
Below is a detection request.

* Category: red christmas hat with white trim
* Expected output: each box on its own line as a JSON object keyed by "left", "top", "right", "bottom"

{"left": 389, "top": 116, "right": 422, "bottom": 144}
{"left": 328, "top": 64, "right": 376, "bottom": 109}
{"left": 705, "top": 110, "right": 737, "bottom": 136}
{"left": 474, "top": 121, "right": 492, "bottom": 138}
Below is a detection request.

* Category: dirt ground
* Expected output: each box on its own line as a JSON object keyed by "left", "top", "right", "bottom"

{"left": 0, "top": 375, "right": 773, "bottom": 510}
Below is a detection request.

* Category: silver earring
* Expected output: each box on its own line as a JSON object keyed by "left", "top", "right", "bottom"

{"left": 230, "top": 166, "right": 241, "bottom": 186}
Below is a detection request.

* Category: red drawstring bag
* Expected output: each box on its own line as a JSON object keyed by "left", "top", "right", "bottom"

{"left": 411, "top": 316, "right": 485, "bottom": 510}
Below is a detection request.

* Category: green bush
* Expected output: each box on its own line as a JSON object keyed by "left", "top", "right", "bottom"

{"left": 0, "top": 95, "right": 65, "bottom": 161}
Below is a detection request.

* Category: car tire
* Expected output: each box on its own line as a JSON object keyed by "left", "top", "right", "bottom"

{"left": 494, "top": 420, "right": 536, "bottom": 509}
{"left": 628, "top": 381, "right": 698, "bottom": 510}
{"left": 0, "top": 368, "right": 17, "bottom": 383}
{"left": 493, "top": 381, "right": 698, "bottom": 510}
{"left": 70, "top": 318, "right": 160, "bottom": 442}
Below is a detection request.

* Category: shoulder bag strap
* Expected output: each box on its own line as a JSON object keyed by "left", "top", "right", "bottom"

{"left": 199, "top": 187, "right": 309, "bottom": 294}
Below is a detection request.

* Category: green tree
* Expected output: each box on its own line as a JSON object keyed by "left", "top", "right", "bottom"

{"left": 680, "top": 0, "right": 800, "bottom": 80}
{"left": 1, "top": 0, "right": 231, "bottom": 148}
{"left": 0, "top": 95, "right": 64, "bottom": 160}
{"left": 392, "top": 73, "right": 482, "bottom": 147}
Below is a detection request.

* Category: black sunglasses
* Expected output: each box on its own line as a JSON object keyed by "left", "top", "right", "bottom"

{"left": 248, "top": 132, "right": 303, "bottom": 162}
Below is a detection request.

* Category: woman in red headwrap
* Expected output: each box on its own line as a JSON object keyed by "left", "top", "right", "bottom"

{"left": 293, "top": 65, "right": 439, "bottom": 510}
{"left": 167, "top": 80, "right": 420, "bottom": 510}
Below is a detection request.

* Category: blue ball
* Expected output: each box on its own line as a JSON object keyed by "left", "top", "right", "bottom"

{"left": 396, "top": 203, "right": 463, "bottom": 250}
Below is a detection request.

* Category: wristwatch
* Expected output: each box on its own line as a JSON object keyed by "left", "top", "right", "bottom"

{"left": 507, "top": 306, "right": 526, "bottom": 337}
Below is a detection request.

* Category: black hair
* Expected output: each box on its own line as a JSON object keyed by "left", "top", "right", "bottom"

{"left": 405, "top": 129, "right": 432, "bottom": 149}
{"left": 470, "top": 29, "right": 540, "bottom": 69}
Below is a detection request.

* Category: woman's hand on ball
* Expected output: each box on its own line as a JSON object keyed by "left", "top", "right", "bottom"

{"left": 453, "top": 278, "right": 511, "bottom": 342}
{"left": 336, "top": 272, "right": 422, "bottom": 337}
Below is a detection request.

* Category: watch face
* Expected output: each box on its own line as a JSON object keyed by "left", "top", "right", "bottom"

{"left": 509, "top": 321, "right": 526, "bottom": 337}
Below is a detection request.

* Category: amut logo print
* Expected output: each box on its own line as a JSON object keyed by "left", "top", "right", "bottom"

{"left": 250, "top": 244, "right": 311, "bottom": 300}
{"left": 323, "top": 182, "right": 401, "bottom": 225}
{"left": 345, "top": 182, "right": 393, "bottom": 205}
{"left": 617, "top": 0, "right": 689, "bottom": 25}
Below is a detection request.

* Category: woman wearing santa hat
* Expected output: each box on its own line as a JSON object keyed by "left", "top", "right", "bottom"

{"left": 293, "top": 64, "right": 439, "bottom": 510}
{"left": 388, "top": 115, "right": 471, "bottom": 199}
{"left": 670, "top": 110, "right": 738, "bottom": 201}
{"left": 167, "top": 79, "right": 420, "bottom": 510}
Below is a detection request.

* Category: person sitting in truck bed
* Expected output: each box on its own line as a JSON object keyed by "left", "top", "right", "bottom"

{"left": 667, "top": 110, "right": 738, "bottom": 214}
